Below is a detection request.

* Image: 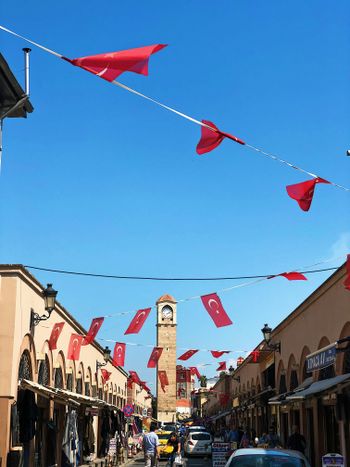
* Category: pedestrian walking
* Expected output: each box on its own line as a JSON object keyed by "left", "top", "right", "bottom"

{"left": 166, "top": 431, "right": 181, "bottom": 466}
{"left": 287, "top": 425, "right": 306, "bottom": 454}
{"left": 143, "top": 423, "right": 160, "bottom": 467}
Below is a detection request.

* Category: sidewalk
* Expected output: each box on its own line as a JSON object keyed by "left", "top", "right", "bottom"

{"left": 81, "top": 453, "right": 143, "bottom": 467}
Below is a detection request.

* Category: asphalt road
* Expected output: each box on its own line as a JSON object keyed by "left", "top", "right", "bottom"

{"left": 128, "top": 455, "right": 212, "bottom": 467}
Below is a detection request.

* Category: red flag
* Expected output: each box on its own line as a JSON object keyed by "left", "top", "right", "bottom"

{"left": 286, "top": 177, "right": 330, "bottom": 211}
{"left": 250, "top": 350, "right": 260, "bottom": 363}
{"left": 127, "top": 377, "right": 133, "bottom": 389}
{"left": 268, "top": 271, "right": 307, "bottom": 281}
{"left": 147, "top": 347, "right": 163, "bottom": 368}
{"left": 140, "top": 381, "right": 151, "bottom": 393}
{"left": 344, "top": 254, "right": 350, "bottom": 291}
{"left": 64, "top": 44, "right": 166, "bottom": 82}
{"left": 124, "top": 308, "right": 151, "bottom": 335}
{"left": 189, "top": 367, "right": 201, "bottom": 379}
{"left": 158, "top": 370, "right": 169, "bottom": 392}
{"left": 101, "top": 369, "right": 112, "bottom": 384}
{"left": 201, "top": 293, "right": 233, "bottom": 328}
{"left": 129, "top": 370, "right": 141, "bottom": 385}
{"left": 48, "top": 322, "right": 64, "bottom": 350}
{"left": 219, "top": 393, "right": 229, "bottom": 405}
{"left": 67, "top": 334, "right": 84, "bottom": 360}
{"left": 211, "top": 350, "right": 230, "bottom": 358}
{"left": 82, "top": 317, "right": 104, "bottom": 345}
{"left": 216, "top": 361, "right": 226, "bottom": 371}
{"left": 196, "top": 120, "right": 245, "bottom": 155}
{"left": 178, "top": 349, "right": 198, "bottom": 361}
{"left": 113, "top": 342, "right": 126, "bottom": 367}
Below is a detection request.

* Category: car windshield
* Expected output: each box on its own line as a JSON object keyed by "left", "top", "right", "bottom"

{"left": 228, "top": 454, "right": 308, "bottom": 467}
{"left": 191, "top": 433, "right": 211, "bottom": 440}
{"left": 157, "top": 434, "right": 171, "bottom": 440}
{"left": 163, "top": 425, "right": 176, "bottom": 432}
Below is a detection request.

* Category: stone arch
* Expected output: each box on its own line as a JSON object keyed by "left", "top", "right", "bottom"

{"left": 66, "top": 360, "right": 76, "bottom": 392}
{"left": 299, "top": 345, "right": 311, "bottom": 382}
{"left": 76, "top": 362, "right": 84, "bottom": 394}
{"left": 276, "top": 360, "right": 287, "bottom": 394}
{"left": 18, "top": 333, "right": 37, "bottom": 382}
{"left": 286, "top": 354, "right": 299, "bottom": 391}
{"left": 54, "top": 351, "right": 66, "bottom": 389}
{"left": 337, "top": 322, "right": 350, "bottom": 374}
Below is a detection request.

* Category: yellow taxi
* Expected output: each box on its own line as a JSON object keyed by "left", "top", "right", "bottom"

{"left": 155, "top": 430, "right": 174, "bottom": 458}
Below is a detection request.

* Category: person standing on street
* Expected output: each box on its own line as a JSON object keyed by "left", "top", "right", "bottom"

{"left": 166, "top": 432, "right": 181, "bottom": 466}
{"left": 287, "top": 425, "right": 306, "bottom": 454}
{"left": 143, "top": 423, "right": 160, "bottom": 467}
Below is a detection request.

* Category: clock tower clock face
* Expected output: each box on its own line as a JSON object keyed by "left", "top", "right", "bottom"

{"left": 161, "top": 305, "right": 173, "bottom": 320}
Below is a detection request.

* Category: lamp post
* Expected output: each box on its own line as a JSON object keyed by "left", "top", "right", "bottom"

{"left": 96, "top": 346, "right": 111, "bottom": 373}
{"left": 30, "top": 283, "right": 58, "bottom": 327}
{"left": 261, "top": 323, "right": 281, "bottom": 353}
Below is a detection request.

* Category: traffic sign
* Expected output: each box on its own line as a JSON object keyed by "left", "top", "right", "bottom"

{"left": 123, "top": 404, "right": 134, "bottom": 417}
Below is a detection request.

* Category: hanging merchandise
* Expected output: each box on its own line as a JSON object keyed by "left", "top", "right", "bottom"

{"left": 147, "top": 347, "right": 163, "bottom": 368}
{"left": 113, "top": 342, "right": 126, "bottom": 367}
{"left": 178, "top": 349, "right": 199, "bottom": 361}
{"left": 83, "top": 414, "right": 95, "bottom": 460}
{"left": 67, "top": 334, "right": 84, "bottom": 360}
{"left": 124, "top": 308, "right": 151, "bottom": 334}
{"left": 82, "top": 317, "right": 104, "bottom": 345}
{"left": 48, "top": 322, "right": 64, "bottom": 350}
{"left": 201, "top": 293, "right": 232, "bottom": 328}
{"left": 62, "top": 409, "right": 79, "bottom": 467}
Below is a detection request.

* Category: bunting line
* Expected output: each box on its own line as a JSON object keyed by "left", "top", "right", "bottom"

{"left": 1, "top": 24, "right": 349, "bottom": 193}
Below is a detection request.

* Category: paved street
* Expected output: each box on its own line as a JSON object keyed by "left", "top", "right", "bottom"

{"left": 127, "top": 455, "right": 212, "bottom": 467}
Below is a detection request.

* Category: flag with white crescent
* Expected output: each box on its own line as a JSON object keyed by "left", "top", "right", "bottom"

{"left": 113, "top": 342, "right": 126, "bottom": 367}
{"left": 101, "top": 368, "right": 112, "bottom": 384}
{"left": 124, "top": 308, "right": 152, "bottom": 334}
{"left": 147, "top": 347, "right": 163, "bottom": 368}
{"left": 158, "top": 370, "right": 169, "bottom": 392}
{"left": 216, "top": 361, "right": 227, "bottom": 371}
{"left": 67, "top": 334, "right": 84, "bottom": 360}
{"left": 201, "top": 293, "right": 232, "bottom": 328}
{"left": 178, "top": 349, "right": 198, "bottom": 361}
{"left": 129, "top": 370, "right": 141, "bottom": 385}
{"left": 211, "top": 350, "right": 230, "bottom": 358}
{"left": 49, "top": 322, "right": 64, "bottom": 350}
{"left": 82, "top": 317, "right": 104, "bottom": 345}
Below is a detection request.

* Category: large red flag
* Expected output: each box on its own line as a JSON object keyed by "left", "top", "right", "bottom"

{"left": 178, "top": 349, "right": 198, "bottom": 361}
{"left": 67, "top": 334, "right": 84, "bottom": 360}
{"left": 216, "top": 361, "right": 227, "bottom": 371}
{"left": 158, "top": 371, "right": 169, "bottom": 392}
{"left": 127, "top": 377, "right": 133, "bottom": 389}
{"left": 82, "top": 317, "right": 104, "bottom": 345}
{"left": 101, "top": 369, "right": 112, "bottom": 384}
{"left": 201, "top": 293, "right": 233, "bottom": 328}
{"left": 286, "top": 177, "right": 329, "bottom": 211}
{"left": 147, "top": 347, "right": 163, "bottom": 368}
{"left": 268, "top": 271, "right": 307, "bottom": 281}
{"left": 129, "top": 370, "right": 141, "bottom": 385}
{"left": 344, "top": 254, "right": 350, "bottom": 291}
{"left": 63, "top": 44, "right": 166, "bottom": 82}
{"left": 250, "top": 350, "right": 260, "bottom": 363}
{"left": 196, "top": 120, "right": 245, "bottom": 155}
{"left": 211, "top": 350, "right": 230, "bottom": 358}
{"left": 124, "top": 308, "right": 152, "bottom": 335}
{"left": 48, "top": 322, "right": 64, "bottom": 350}
{"left": 219, "top": 393, "right": 229, "bottom": 405}
{"left": 113, "top": 342, "right": 126, "bottom": 367}
{"left": 189, "top": 367, "right": 201, "bottom": 379}
{"left": 140, "top": 381, "right": 151, "bottom": 393}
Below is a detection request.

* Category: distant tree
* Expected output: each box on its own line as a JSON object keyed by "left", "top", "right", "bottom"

{"left": 199, "top": 375, "right": 207, "bottom": 387}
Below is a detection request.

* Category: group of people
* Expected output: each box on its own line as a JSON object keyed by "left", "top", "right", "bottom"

{"left": 143, "top": 424, "right": 181, "bottom": 467}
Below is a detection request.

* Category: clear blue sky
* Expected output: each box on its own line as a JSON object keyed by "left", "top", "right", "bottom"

{"left": 1, "top": 1, "right": 349, "bottom": 391}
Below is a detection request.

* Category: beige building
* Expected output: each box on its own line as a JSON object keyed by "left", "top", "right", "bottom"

{"left": 0, "top": 264, "right": 131, "bottom": 466}
{"left": 202, "top": 264, "right": 350, "bottom": 467}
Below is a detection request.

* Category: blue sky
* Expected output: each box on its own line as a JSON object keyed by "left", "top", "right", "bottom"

{"left": 1, "top": 1, "right": 349, "bottom": 391}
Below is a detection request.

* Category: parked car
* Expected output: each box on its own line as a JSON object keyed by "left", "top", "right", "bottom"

{"left": 186, "top": 425, "right": 207, "bottom": 436}
{"left": 225, "top": 448, "right": 311, "bottom": 467}
{"left": 162, "top": 423, "right": 177, "bottom": 433}
{"left": 184, "top": 431, "right": 212, "bottom": 457}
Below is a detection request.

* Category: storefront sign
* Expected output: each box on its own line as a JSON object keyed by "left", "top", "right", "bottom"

{"left": 306, "top": 344, "right": 336, "bottom": 372}
{"left": 212, "top": 442, "right": 230, "bottom": 467}
{"left": 322, "top": 453, "right": 344, "bottom": 466}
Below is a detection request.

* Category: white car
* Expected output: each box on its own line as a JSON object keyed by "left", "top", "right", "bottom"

{"left": 225, "top": 448, "right": 311, "bottom": 466}
{"left": 184, "top": 431, "right": 212, "bottom": 457}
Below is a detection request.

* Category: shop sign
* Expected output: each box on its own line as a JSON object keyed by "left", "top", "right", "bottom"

{"left": 306, "top": 344, "right": 336, "bottom": 372}
{"left": 322, "top": 453, "right": 344, "bottom": 466}
{"left": 212, "top": 442, "right": 230, "bottom": 467}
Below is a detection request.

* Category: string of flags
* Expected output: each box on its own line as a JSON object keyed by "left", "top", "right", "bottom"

{"left": 1, "top": 25, "right": 349, "bottom": 212}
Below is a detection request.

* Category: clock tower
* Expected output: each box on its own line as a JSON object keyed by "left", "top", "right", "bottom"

{"left": 156, "top": 294, "right": 177, "bottom": 423}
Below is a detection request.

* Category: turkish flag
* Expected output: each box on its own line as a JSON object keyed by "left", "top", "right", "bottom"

{"left": 286, "top": 177, "right": 330, "bottom": 211}
{"left": 158, "top": 371, "right": 169, "bottom": 392}
{"left": 129, "top": 370, "right": 141, "bottom": 385}
{"left": 201, "top": 293, "right": 233, "bottom": 328}
{"left": 211, "top": 350, "right": 230, "bottom": 358}
{"left": 63, "top": 44, "right": 166, "bottom": 82}
{"left": 124, "top": 308, "right": 151, "bottom": 334}
{"left": 216, "top": 361, "right": 227, "bottom": 371}
{"left": 196, "top": 120, "right": 245, "bottom": 155}
{"left": 113, "top": 342, "right": 126, "bottom": 367}
{"left": 67, "top": 334, "right": 84, "bottom": 360}
{"left": 189, "top": 367, "right": 201, "bottom": 379}
{"left": 178, "top": 349, "right": 198, "bottom": 361}
{"left": 101, "top": 369, "right": 111, "bottom": 384}
{"left": 344, "top": 254, "right": 350, "bottom": 291}
{"left": 219, "top": 393, "right": 229, "bottom": 405}
{"left": 141, "top": 381, "right": 151, "bottom": 392}
{"left": 147, "top": 347, "right": 163, "bottom": 368}
{"left": 48, "top": 322, "right": 64, "bottom": 350}
{"left": 250, "top": 350, "right": 260, "bottom": 363}
{"left": 268, "top": 272, "right": 307, "bottom": 281}
{"left": 127, "top": 377, "right": 133, "bottom": 389}
{"left": 82, "top": 317, "right": 104, "bottom": 345}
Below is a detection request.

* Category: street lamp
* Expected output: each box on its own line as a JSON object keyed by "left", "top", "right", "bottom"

{"left": 261, "top": 323, "right": 281, "bottom": 353}
{"left": 96, "top": 346, "right": 111, "bottom": 373}
{"left": 31, "top": 283, "right": 58, "bottom": 327}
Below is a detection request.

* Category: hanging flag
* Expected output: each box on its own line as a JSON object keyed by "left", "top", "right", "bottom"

{"left": 147, "top": 347, "right": 163, "bottom": 368}
{"left": 344, "top": 254, "right": 350, "bottom": 291}
{"left": 67, "top": 334, "right": 84, "bottom": 360}
{"left": 178, "top": 349, "right": 199, "bottom": 361}
{"left": 113, "top": 342, "right": 126, "bottom": 367}
{"left": 129, "top": 370, "right": 141, "bottom": 385}
{"left": 189, "top": 367, "right": 201, "bottom": 379}
{"left": 211, "top": 350, "right": 230, "bottom": 358}
{"left": 127, "top": 377, "right": 133, "bottom": 389}
{"left": 196, "top": 120, "right": 245, "bottom": 155}
{"left": 82, "top": 317, "right": 104, "bottom": 345}
{"left": 63, "top": 44, "right": 166, "bottom": 82}
{"left": 140, "top": 381, "right": 151, "bottom": 393}
{"left": 219, "top": 393, "right": 229, "bottom": 405}
{"left": 158, "top": 370, "right": 169, "bottom": 392}
{"left": 237, "top": 356, "right": 244, "bottom": 366}
{"left": 48, "top": 322, "right": 64, "bottom": 350}
{"left": 201, "top": 293, "right": 233, "bottom": 328}
{"left": 250, "top": 350, "right": 260, "bottom": 363}
{"left": 101, "top": 369, "right": 112, "bottom": 384}
{"left": 286, "top": 177, "right": 330, "bottom": 211}
{"left": 268, "top": 271, "right": 307, "bottom": 281}
{"left": 216, "top": 361, "right": 227, "bottom": 371}
{"left": 124, "top": 308, "right": 152, "bottom": 334}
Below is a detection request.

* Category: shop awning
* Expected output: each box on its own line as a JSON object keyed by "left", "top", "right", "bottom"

{"left": 268, "top": 378, "right": 314, "bottom": 405}
{"left": 20, "top": 379, "right": 78, "bottom": 407}
{"left": 210, "top": 409, "right": 232, "bottom": 421}
{"left": 54, "top": 388, "right": 107, "bottom": 407}
{"left": 286, "top": 373, "right": 350, "bottom": 401}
